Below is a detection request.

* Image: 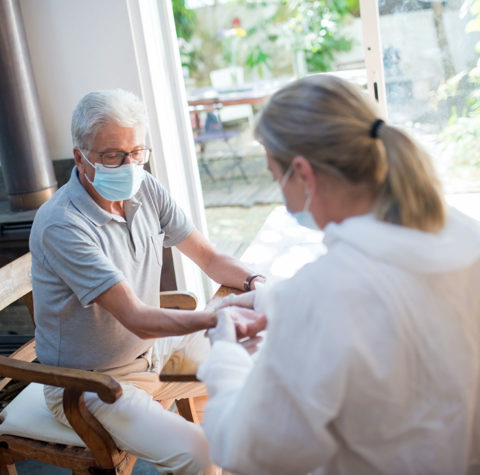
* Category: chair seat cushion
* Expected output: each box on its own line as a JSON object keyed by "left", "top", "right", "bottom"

{"left": 0, "top": 382, "right": 85, "bottom": 447}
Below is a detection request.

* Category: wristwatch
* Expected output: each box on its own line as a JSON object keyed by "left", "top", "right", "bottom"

{"left": 243, "top": 273, "right": 266, "bottom": 291}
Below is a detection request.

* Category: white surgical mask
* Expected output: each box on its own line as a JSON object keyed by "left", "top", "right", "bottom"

{"left": 80, "top": 150, "right": 145, "bottom": 201}
{"left": 279, "top": 165, "right": 319, "bottom": 230}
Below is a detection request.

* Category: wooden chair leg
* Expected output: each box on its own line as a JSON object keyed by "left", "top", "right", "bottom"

{"left": 0, "top": 464, "right": 17, "bottom": 475}
{"left": 78, "top": 451, "right": 136, "bottom": 474}
{"left": 115, "top": 452, "right": 137, "bottom": 475}
{"left": 0, "top": 450, "right": 18, "bottom": 475}
{"left": 176, "top": 397, "right": 199, "bottom": 424}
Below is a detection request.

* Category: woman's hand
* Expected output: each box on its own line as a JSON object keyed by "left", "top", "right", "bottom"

{"left": 229, "top": 305, "right": 267, "bottom": 339}
{"left": 205, "top": 291, "right": 257, "bottom": 313}
{"left": 207, "top": 306, "right": 267, "bottom": 351}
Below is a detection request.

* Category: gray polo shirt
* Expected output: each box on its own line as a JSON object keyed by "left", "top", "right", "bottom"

{"left": 29, "top": 167, "right": 194, "bottom": 370}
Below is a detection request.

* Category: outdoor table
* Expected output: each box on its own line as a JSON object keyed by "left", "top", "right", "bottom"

{"left": 187, "top": 77, "right": 293, "bottom": 109}
{"left": 187, "top": 76, "right": 294, "bottom": 133}
{"left": 186, "top": 70, "right": 366, "bottom": 131}
{"left": 160, "top": 205, "right": 327, "bottom": 382}
{"left": 187, "top": 69, "right": 366, "bottom": 111}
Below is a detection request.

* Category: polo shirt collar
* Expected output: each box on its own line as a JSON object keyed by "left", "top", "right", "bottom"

{"left": 66, "top": 167, "right": 141, "bottom": 226}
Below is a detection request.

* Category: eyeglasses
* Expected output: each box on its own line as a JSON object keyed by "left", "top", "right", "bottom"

{"left": 88, "top": 148, "right": 152, "bottom": 168}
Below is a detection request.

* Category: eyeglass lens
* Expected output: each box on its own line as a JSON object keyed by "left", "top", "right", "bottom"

{"left": 102, "top": 149, "right": 151, "bottom": 168}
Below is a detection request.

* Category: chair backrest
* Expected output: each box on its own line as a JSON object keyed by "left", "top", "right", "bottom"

{"left": 0, "top": 253, "right": 32, "bottom": 312}
{"left": 160, "top": 247, "right": 178, "bottom": 291}
{"left": 210, "top": 67, "right": 245, "bottom": 90}
{"left": 0, "top": 248, "right": 177, "bottom": 306}
{"left": 209, "top": 68, "right": 254, "bottom": 126}
{"left": 0, "top": 252, "right": 34, "bottom": 327}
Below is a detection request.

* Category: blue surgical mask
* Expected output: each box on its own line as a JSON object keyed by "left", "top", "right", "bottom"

{"left": 279, "top": 165, "right": 319, "bottom": 230}
{"left": 80, "top": 150, "right": 145, "bottom": 201}
{"left": 292, "top": 190, "right": 318, "bottom": 230}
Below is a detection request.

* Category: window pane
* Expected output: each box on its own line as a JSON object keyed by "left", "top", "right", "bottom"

{"left": 377, "top": 0, "right": 480, "bottom": 198}
{"left": 174, "top": 0, "right": 365, "bottom": 255}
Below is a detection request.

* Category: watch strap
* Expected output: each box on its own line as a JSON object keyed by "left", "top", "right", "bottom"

{"left": 243, "top": 273, "right": 265, "bottom": 291}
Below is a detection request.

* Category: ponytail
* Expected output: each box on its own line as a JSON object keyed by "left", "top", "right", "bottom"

{"left": 255, "top": 74, "right": 446, "bottom": 233}
{"left": 374, "top": 125, "right": 445, "bottom": 232}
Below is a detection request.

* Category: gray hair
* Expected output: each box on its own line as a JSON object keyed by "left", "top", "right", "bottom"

{"left": 71, "top": 89, "right": 148, "bottom": 150}
{"left": 255, "top": 74, "right": 445, "bottom": 233}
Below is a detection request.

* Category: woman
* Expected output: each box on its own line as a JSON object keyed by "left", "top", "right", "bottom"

{"left": 197, "top": 74, "right": 480, "bottom": 475}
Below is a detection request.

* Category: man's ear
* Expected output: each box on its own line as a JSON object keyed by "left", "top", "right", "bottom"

{"left": 73, "top": 148, "right": 85, "bottom": 174}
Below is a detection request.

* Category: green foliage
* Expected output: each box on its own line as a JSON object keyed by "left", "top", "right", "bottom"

{"left": 172, "top": 0, "right": 200, "bottom": 74}
{"left": 172, "top": 0, "right": 196, "bottom": 41}
{"left": 439, "top": 0, "right": 480, "bottom": 167}
{"left": 173, "top": 0, "right": 357, "bottom": 84}
{"left": 245, "top": 46, "right": 272, "bottom": 78}
{"left": 344, "top": 0, "right": 360, "bottom": 16}
{"left": 285, "top": 0, "right": 355, "bottom": 72}
{"left": 441, "top": 111, "right": 480, "bottom": 167}
{"left": 246, "top": 0, "right": 356, "bottom": 73}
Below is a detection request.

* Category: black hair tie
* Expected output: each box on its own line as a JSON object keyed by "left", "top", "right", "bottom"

{"left": 370, "top": 119, "right": 384, "bottom": 138}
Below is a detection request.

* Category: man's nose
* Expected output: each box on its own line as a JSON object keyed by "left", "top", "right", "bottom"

{"left": 123, "top": 152, "right": 135, "bottom": 164}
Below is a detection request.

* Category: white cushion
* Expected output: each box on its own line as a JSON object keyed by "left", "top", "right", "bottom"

{"left": 0, "top": 383, "right": 85, "bottom": 447}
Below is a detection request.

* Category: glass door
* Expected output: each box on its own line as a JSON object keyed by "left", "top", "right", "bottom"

{"left": 372, "top": 0, "right": 480, "bottom": 216}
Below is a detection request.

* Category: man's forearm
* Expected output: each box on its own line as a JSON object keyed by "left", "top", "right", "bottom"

{"left": 132, "top": 306, "right": 217, "bottom": 339}
{"left": 204, "top": 253, "right": 252, "bottom": 290}
{"left": 95, "top": 280, "right": 217, "bottom": 339}
{"left": 176, "top": 229, "right": 264, "bottom": 290}
{"left": 96, "top": 278, "right": 266, "bottom": 341}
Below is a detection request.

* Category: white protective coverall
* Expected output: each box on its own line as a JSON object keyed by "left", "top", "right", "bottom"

{"left": 198, "top": 208, "right": 480, "bottom": 475}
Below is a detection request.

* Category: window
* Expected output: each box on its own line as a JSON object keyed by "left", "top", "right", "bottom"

{"left": 367, "top": 0, "right": 480, "bottom": 217}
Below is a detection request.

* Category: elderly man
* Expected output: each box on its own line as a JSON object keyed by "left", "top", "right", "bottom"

{"left": 29, "top": 89, "right": 266, "bottom": 474}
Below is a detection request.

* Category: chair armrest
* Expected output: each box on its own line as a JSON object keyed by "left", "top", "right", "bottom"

{"left": 0, "top": 356, "right": 121, "bottom": 404}
{"left": 158, "top": 286, "right": 243, "bottom": 383}
{"left": 7, "top": 338, "right": 36, "bottom": 363}
{"left": 0, "top": 291, "right": 198, "bottom": 400}
{"left": 159, "top": 373, "right": 199, "bottom": 382}
{"left": 157, "top": 290, "right": 199, "bottom": 382}
{"left": 160, "top": 290, "right": 197, "bottom": 310}
{"left": 0, "top": 338, "right": 37, "bottom": 392}
{"left": 213, "top": 285, "right": 243, "bottom": 299}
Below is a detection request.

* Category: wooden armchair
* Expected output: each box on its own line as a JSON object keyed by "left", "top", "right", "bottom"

{"left": 0, "top": 252, "right": 200, "bottom": 475}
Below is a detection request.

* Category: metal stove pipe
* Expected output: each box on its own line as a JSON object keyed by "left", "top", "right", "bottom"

{"left": 0, "top": 0, "right": 57, "bottom": 210}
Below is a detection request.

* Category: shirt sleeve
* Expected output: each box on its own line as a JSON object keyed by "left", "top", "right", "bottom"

{"left": 197, "top": 276, "right": 352, "bottom": 475}
{"left": 41, "top": 223, "right": 125, "bottom": 307}
{"left": 146, "top": 174, "right": 194, "bottom": 247}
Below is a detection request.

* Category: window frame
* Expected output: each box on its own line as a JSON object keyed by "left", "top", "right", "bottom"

{"left": 127, "top": 0, "right": 214, "bottom": 305}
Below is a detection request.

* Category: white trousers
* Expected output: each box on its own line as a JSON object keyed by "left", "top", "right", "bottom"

{"left": 44, "top": 331, "right": 211, "bottom": 474}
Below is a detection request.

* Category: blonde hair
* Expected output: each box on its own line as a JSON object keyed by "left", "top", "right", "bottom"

{"left": 255, "top": 74, "right": 445, "bottom": 232}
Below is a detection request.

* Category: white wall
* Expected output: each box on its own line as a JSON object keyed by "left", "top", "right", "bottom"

{"left": 17, "top": 0, "right": 210, "bottom": 302}
{"left": 19, "top": 0, "right": 141, "bottom": 160}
